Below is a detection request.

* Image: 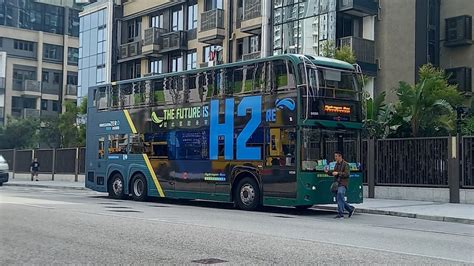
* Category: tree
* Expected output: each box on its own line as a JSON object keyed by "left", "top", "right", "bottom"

{"left": 38, "top": 118, "right": 61, "bottom": 148}
{"left": 0, "top": 118, "right": 40, "bottom": 149}
{"left": 334, "top": 45, "right": 356, "bottom": 65}
{"left": 58, "top": 100, "right": 80, "bottom": 148}
{"left": 392, "top": 64, "right": 463, "bottom": 137}
{"left": 363, "top": 91, "right": 398, "bottom": 138}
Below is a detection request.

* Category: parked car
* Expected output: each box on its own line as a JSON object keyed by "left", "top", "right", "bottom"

{"left": 0, "top": 155, "right": 9, "bottom": 186}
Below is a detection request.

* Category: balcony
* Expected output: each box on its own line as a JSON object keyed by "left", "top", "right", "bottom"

{"left": 199, "top": 9, "right": 226, "bottom": 44}
{"left": 161, "top": 31, "right": 187, "bottom": 53}
{"left": 242, "top": 51, "right": 261, "bottom": 61}
{"left": 142, "top": 27, "right": 168, "bottom": 56}
{"left": 338, "top": 36, "right": 376, "bottom": 74}
{"left": 241, "top": 0, "right": 262, "bottom": 34}
{"left": 338, "top": 0, "right": 378, "bottom": 17}
{"left": 119, "top": 40, "right": 142, "bottom": 62}
{"left": 22, "top": 108, "right": 40, "bottom": 119}
{"left": 42, "top": 82, "right": 60, "bottom": 95}
{"left": 13, "top": 79, "right": 42, "bottom": 97}
{"left": 65, "top": 84, "right": 78, "bottom": 99}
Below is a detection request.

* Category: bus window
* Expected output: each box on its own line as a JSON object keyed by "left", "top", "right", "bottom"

{"left": 255, "top": 62, "right": 269, "bottom": 93}
{"left": 301, "top": 128, "right": 359, "bottom": 171}
{"left": 129, "top": 134, "right": 144, "bottom": 154}
{"left": 119, "top": 83, "right": 133, "bottom": 107}
{"left": 187, "top": 74, "right": 201, "bottom": 103}
{"left": 152, "top": 78, "right": 165, "bottom": 105}
{"left": 143, "top": 132, "right": 170, "bottom": 158}
{"left": 98, "top": 136, "right": 105, "bottom": 159}
{"left": 132, "top": 81, "right": 146, "bottom": 106}
{"left": 108, "top": 134, "right": 128, "bottom": 154}
{"left": 110, "top": 84, "right": 120, "bottom": 108}
{"left": 234, "top": 65, "right": 255, "bottom": 94}
{"left": 266, "top": 128, "right": 296, "bottom": 166}
{"left": 318, "top": 69, "right": 359, "bottom": 100}
{"left": 272, "top": 60, "right": 296, "bottom": 92}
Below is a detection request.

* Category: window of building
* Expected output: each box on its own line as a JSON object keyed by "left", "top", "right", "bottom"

{"left": 249, "top": 35, "right": 260, "bottom": 53}
{"left": 171, "top": 55, "right": 183, "bottom": 72}
{"left": 186, "top": 50, "right": 197, "bottom": 70}
{"left": 205, "top": 0, "right": 223, "bottom": 10}
{"left": 67, "top": 72, "right": 78, "bottom": 85}
{"left": 14, "top": 40, "right": 34, "bottom": 52}
{"left": 150, "top": 14, "right": 164, "bottom": 28}
{"left": 68, "top": 47, "right": 79, "bottom": 65}
{"left": 13, "top": 69, "right": 36, "bottom": 81}
{"left": 52, "top": 100, "right": 59, "bottom": 112}
{"left": 172, "top": 7, "right": 184, "bottom": 31}
{"left": 68, "top": 9, "right": 80, "bottom": 37}
{"left": 97, "top": 65, "right": 106, "bottom": 83}
{"left": 127, "top": 18, "right": 141, "bottom": 41}
{"left": 44, "top": 44, "right": 63, "bottom": 61}
{"left": 41, "top": 100, "right": 48, "bottom": 111}
{"left": 203, "top": 45, "right": 222, "bottom": 62}
{"left": 42, "top": 71, "right": 49, "bottom": 83}
{"left": 150, "top": 59, "right": 163, "bottom": 74}
{"left": 53, "top": 73, "right": 61, "bottom": 84}
{"left": 188, "top": 4, "right": 198, "bottom": 30}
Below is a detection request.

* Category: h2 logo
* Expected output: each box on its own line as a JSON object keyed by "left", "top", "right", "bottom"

{"left": 210, "top": 96, "right": 261, "bottom": 160}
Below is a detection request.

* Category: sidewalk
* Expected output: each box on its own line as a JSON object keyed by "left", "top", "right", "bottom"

{"left": 4, "top": 179, "right": 86, "bottom": 190}
{"left": 3, "top": 178, "right": 473, "bottom": 225}
{"left": 317, "top": 199, "right": 474, "bottom": 225}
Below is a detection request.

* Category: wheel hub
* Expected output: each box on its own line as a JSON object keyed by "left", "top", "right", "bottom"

{"left": 134, "top": 179, "right": 144, "bottom": 197}
{"left": 240, "top": 184, "right": 255, "bottom": 206}
{"left": 112, "top": 178, "right": 123, "bottom": 195}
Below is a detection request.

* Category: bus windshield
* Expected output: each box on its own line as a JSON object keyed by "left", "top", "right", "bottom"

{"left": 300, "top": 127, "right": 361, "bottom": 172}
{"left": 305, "top": 66, "right": 360, "bottom": 101}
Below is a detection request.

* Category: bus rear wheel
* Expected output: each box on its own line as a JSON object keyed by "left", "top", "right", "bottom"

{"left": 131, "top": 173, "right": 147, "bottom": 201}
{"left": 235, "top": 177, "right": 260, "bottom": 211}
{"left": 295, "top": 205, "right": 312, "bottom": 211}
{"left": 108, "top": 173, "right": 125, "bottom": 199}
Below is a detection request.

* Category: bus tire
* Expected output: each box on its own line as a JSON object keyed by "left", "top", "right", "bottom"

{"left": 108, "top": 173, "right": 125, "bottom": 199}
{"left": 234, "top": 177, "right": 260, "bottom": 211}
{"left": 131, "top": 173, "right": 147, "bottom": 201}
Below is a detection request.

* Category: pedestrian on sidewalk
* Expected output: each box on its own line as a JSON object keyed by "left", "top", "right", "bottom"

{"left": 30, "top": 158, "right": 40, "bottom": 181}
{"left": 325, "top": 151, "right": 355, "bottom": 219}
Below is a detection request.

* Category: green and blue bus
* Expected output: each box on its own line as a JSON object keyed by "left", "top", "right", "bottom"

{"left": 85, "top": 54, "right": 364, "bottom": 210}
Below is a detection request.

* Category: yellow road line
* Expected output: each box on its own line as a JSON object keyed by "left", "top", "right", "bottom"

{"left": 142, "top": 154, "right": 165, "bottom": 197}
{"left": 123, "top": 110, "right": 137, "bottom": 134}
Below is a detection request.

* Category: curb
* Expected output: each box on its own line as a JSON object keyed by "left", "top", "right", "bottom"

{"left": 315, "top": 206, "right": 474, "bottom": 225}
{"left": 4, "top": 182, "right": 88, "bottom": 191}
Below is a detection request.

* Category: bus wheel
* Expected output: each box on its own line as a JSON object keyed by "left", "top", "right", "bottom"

{"left": 108, "top": 173, "right": 125, "bottom": 199}
{"left": 131, "top": 173, "right": 147, "bottom": 201}
{"left": 235, "top": 177, "right": 260, "bottom": 211}
{"left": 295, "top": 205, "right": 312, "bottom": 211}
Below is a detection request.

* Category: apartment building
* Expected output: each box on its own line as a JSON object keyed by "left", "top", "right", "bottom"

{"left": 0, "top": 0, "right": 81, "bottom": 125}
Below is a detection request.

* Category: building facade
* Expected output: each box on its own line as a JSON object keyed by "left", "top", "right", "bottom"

{"left": 0, "top": 0, "right": 81, "bottom": 125}
{"left": 78, "top": 0, "right": 472, "bottom": 106}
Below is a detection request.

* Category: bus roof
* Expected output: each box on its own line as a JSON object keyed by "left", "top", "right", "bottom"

{"left": 108, "top": 54, "right": 354, "bottom": 86}
{"left": 304, "top": 55, "right": 355, "bottom": 71}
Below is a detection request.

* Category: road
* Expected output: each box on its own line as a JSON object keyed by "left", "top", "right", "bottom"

{"left": 0, "top": 186, "right": 473, "bottom": 264}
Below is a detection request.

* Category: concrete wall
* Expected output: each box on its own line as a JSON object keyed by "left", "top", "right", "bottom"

{"left": 439, "top": 0, "right": 474, "bottom": 94}
{"left": 363, "top": 185, "right": 474, "bottom": 204}
{"left": 375, "top": 0, "right": 417, "bottom": 101}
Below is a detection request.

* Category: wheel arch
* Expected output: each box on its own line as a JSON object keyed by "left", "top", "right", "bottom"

{"left": 230, "top": 170, "right": 261, "bottom": 203}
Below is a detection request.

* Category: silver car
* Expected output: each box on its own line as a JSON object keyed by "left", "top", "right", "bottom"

{"left": 0, "top": 155, "right": 9, "bottom": 186}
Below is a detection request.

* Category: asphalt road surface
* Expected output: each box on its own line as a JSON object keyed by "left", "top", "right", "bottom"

{"left": 1, "top": 186, "right": 473, "bottom": 264}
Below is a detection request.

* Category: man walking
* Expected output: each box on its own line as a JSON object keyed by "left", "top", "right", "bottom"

{"left": 30, "top": 158, "right": 40, "bottom": 181}
{"left": 326, "top": 151, "right": 355, "bottom": 219}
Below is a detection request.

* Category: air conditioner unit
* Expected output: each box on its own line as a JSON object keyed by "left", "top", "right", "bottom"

{"left": 446, "top": 67, "right": 472, "bottom": 94}
{"left": 445, "top": 15, "right": 472, "bottom": 47}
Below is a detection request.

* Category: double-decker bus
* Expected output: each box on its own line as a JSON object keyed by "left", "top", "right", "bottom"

{"left": 85, "top": 54, "right": 363, "bottom": 210}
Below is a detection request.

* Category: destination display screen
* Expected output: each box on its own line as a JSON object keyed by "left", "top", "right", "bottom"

{"left": 303, "top": 99, "right": 361, "bottom": 122}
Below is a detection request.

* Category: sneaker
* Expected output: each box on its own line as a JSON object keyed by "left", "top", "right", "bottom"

{"left": 349, "top": 207, "right": 355, "bottom": 218}
{"left": 334, "top": 215, "right": 344, "bottom": 219}
{"left": 36, "top": 179, "right": 39, "bottom": 181}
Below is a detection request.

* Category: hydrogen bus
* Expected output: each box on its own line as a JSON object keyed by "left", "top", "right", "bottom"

{"left": 85, "top": 54, "right": 363, "bottom": 210}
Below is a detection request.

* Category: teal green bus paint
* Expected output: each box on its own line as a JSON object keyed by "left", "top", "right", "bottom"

{"left": 85, "top": 54, "right": 364, "bottom": 210}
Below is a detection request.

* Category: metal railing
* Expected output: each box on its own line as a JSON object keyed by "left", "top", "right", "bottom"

{"left": 463, "top": 137, "right": 474, "bottom": 187}
{"left": 22, "top": 108, "right": 40, "bottom": 119}
{"left": 338, "top": 36, "right": 375, "bottom": 64}
{"left": 13, "top": 79, "right": 41, "bottom": 93}
{"left": 66, "top": 84, "right": 78, "bottom": 96}
{"left": 242, "top": 51, "right": 261, "bottom": 61}
{"left": 376, "top": 138, "right": 449, "bottom": 187}
{"left": 243, "top": 0, "right": 261, "bottom": 20}
{"left": 200, "top": 9, "right": 224, "bottom": 31}
{"left": 161, "top": 31, "right": 187, "bottom": 53}
{"left": 143, "top": 27, "right": 168, "bottom": 46}
{"left": 120, "top": 40, "right": 142, "bottom": 59}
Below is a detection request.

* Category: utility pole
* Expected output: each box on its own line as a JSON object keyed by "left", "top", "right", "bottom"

{"left": 261, "top": 0, "right": 272, "bottom": 58}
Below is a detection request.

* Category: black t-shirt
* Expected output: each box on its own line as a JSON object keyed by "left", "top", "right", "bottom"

{"left": 31, "top": 162, "right": 40, "bottom": 171}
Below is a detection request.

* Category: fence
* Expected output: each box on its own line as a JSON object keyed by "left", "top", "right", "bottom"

{"left": 0, "top": 148, "right": 84, "bottom": 181}
{"left": 0, "top": 136, "right": 473, "bottom": 190}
